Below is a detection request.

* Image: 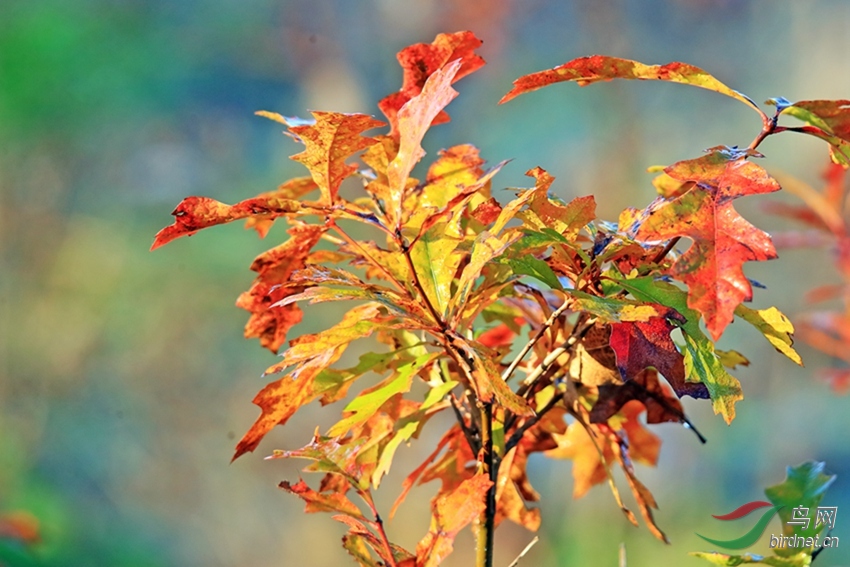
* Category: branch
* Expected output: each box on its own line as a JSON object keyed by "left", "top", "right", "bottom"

{"left": 502, "top": 296, "right": 573, "bottom": 383}
{"left": 504, "top": 391, "right": 563, "bottom": 453}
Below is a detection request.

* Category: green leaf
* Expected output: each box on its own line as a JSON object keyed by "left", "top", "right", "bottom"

{"left": 735, "top": 305, "right": 803, "bottom": 366}
{"left": 765, "top": 461, "right": 836, "bottom": 556}
{"left": 371, "top": 380, "right": 457, "bottom": 487}
{"left": 328, "top": 353, "right": 437, "bottom": 437}
{"left": 505, "top": 256, "right": 563, "bottom": 290}
{"left": 409, "top": 223, "right": 463, "bottom": 318}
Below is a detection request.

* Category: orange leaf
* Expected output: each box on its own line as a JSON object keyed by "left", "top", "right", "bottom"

{"left": 635, "top": 150, "right": 780, "bottom": 340}
{"left": 500, "top": 55, "right": 756, "bottom": 111}
{"left": 547, "top": 422, "right": 613, "bottom": 498}
{"left": 279, "top": 479, "right": 366, "bottom": 519}
{"left": 264, "top": 303, "right": 394, "bottom": 375}
{"left": 289, "top": 112, "right": 385, "bottom": 204}
{"left": 233, "top": 346, "right": 344, "bottom": 460}
{"left": 236, "top": 223, "right": 327, "bottom": 353}
{"left": 387, "top": 60, "right": 462, "bottom": 229}
{"left": 415, "top": 473, "right": 492, "bottom": 567}
{"left": 379, "top": 31, "right": 484, "bottom": 135}
{"left": 151, "top": 195, "right": 302, "bottom": 250}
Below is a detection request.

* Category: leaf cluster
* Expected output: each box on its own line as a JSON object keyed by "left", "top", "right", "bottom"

{"left": 152, "top": 31, "right": 850, "bottom": 566}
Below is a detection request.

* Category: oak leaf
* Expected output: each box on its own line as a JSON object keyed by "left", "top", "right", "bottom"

{"left": 379, "top": 31, "right": 484, "bottom": 135}
{"left": 635, "top": 151, "right": 780, "bottom": 340}
{"left": 289, "top": 111, "right": 385, "bottom": 204}
{"left": 500, "top": 55, "right": 757, "bottom": 111}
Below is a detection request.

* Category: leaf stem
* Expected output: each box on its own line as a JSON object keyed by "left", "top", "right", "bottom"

{"left": 328, "top": 219, "right": 407, "bottom": 294}
{"left": 360, "top": 490, "right": 398, "bottom": 567}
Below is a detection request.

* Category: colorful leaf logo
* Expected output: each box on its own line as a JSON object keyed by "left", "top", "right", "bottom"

{"left": 696, "top": 500, "right": 782, "bottom": 549}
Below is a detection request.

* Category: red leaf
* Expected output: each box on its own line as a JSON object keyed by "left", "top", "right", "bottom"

{"left": 151, "top": 195, "right": 302, "bottom": 250}
{"left": 635, "top": 151, "right": 780, "bottom": 340}
{"left": 236, "top": 223, "right": 327, "bottom": 353}
{"left": 379, "top": 31, "right": 484, "bottom": 135}
{"left": 289, "top": 112, "right": 385, "bottom": 204}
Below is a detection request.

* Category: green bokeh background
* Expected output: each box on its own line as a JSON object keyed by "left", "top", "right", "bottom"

{"left": 2, "top": 1, "right": 849, "bottom": 565}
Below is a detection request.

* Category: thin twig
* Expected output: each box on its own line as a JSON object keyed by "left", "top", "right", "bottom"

{"left": 507, "top": 536, "right": 539, "bottom": 567}
{"left": 502, "top": 296, "right": 573, "bottom": 383}
{"left": 329, "top": 220, "right": 407, "bottom": 294}
{"left": 619, "top": 542, "right": 627, "bottom": 567}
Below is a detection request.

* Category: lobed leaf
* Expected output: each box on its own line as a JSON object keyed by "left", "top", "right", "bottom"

{"left": 151, "top": 195, "right": 303, "bottom": 250}
{"left": 635, "top": 151, "right": 780, "bottom": 340}
{"left": 233, "top": 346, "right": 345, "bottom": 460}
{"left": 500, "top": 55, "right": 757, "bottom": 112}
{"left": 617, "top": 277, "right": 739, "bottom": 422}
{"left": 387, "top": 61, "right": 462, "bottom": 229}
{"left": 735, "top": 305, "right": 802, "bottom": 365}
{"left": 415, "top": 473, "right": 493, "bottom": 567}
{"left": 279, "top": 479, "right": 365, "bottom": 519}
{"left": 289, "top": 111, "right": 385, "bottom": 203}
{"left": 379, "top": 31, "right": 484, "bottom": 135}
{"left": 328, "top": 353, "right": 438, "bottom": 438}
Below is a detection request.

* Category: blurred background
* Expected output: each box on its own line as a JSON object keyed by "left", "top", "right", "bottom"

{"left": 2, "top": 0, "right": 850, "bottom": 565}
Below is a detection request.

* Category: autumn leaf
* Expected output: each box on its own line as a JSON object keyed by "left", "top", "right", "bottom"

{"left": 409, "top": 223, "right": 463, "bottom": 320}
{"left": 591, "top": 368, "right": 694, "bottom": 425}
{"left": 379, "top": 31, "right": 484, "bottom": 134}
{"left": 327, "top": 353, "right": 438, "bottom": 438}
{"left": 547, "top": 421, "right": 615, "bottom": 499}
{"left": 519, "top": 167, "right": 596, "bottom": 239}
{"left": 243, "top": 176, "right": 320, "bottom": 237}
{"left": 779, "top": 99, "right": 850, "bottom": 167}
{"left": 609, "top": 312, "right": 688, "bottom": 385}
{"left": 233, "top": 346, "right": 345, "bottom": 460}
{"left": 264, "top": 303, "right": 396, "bottom": 375}
{"left": 288, "top": 111, "right": 385, "bottom": 204}
{"left": 617, "top": 277, "right": 741, "bottom": 423}
{"left": 279, "top": 479, "right": 366, "bottom": 519}
{"left": 236, "top": 223, "right": 327, "bottom": 353}
{"left": 386, "top": 60, "right": 462, "bottom": 228}
{"left": 500, "top": 55, "right": 758, "bottom": 112}
{"left": 415, "top": 473, "right": 492, "bottom": 567}
{"left": 151, "top": 195, "right": 303, "bottom": 250}
{"left": 735, "top": 305, "right": 802, "bottom": 365}
{"left": 635, "top": 150, "right": 780, "bottom": 340}
{"left": 267, "top": 432, "right": 375, "bottom": 489}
